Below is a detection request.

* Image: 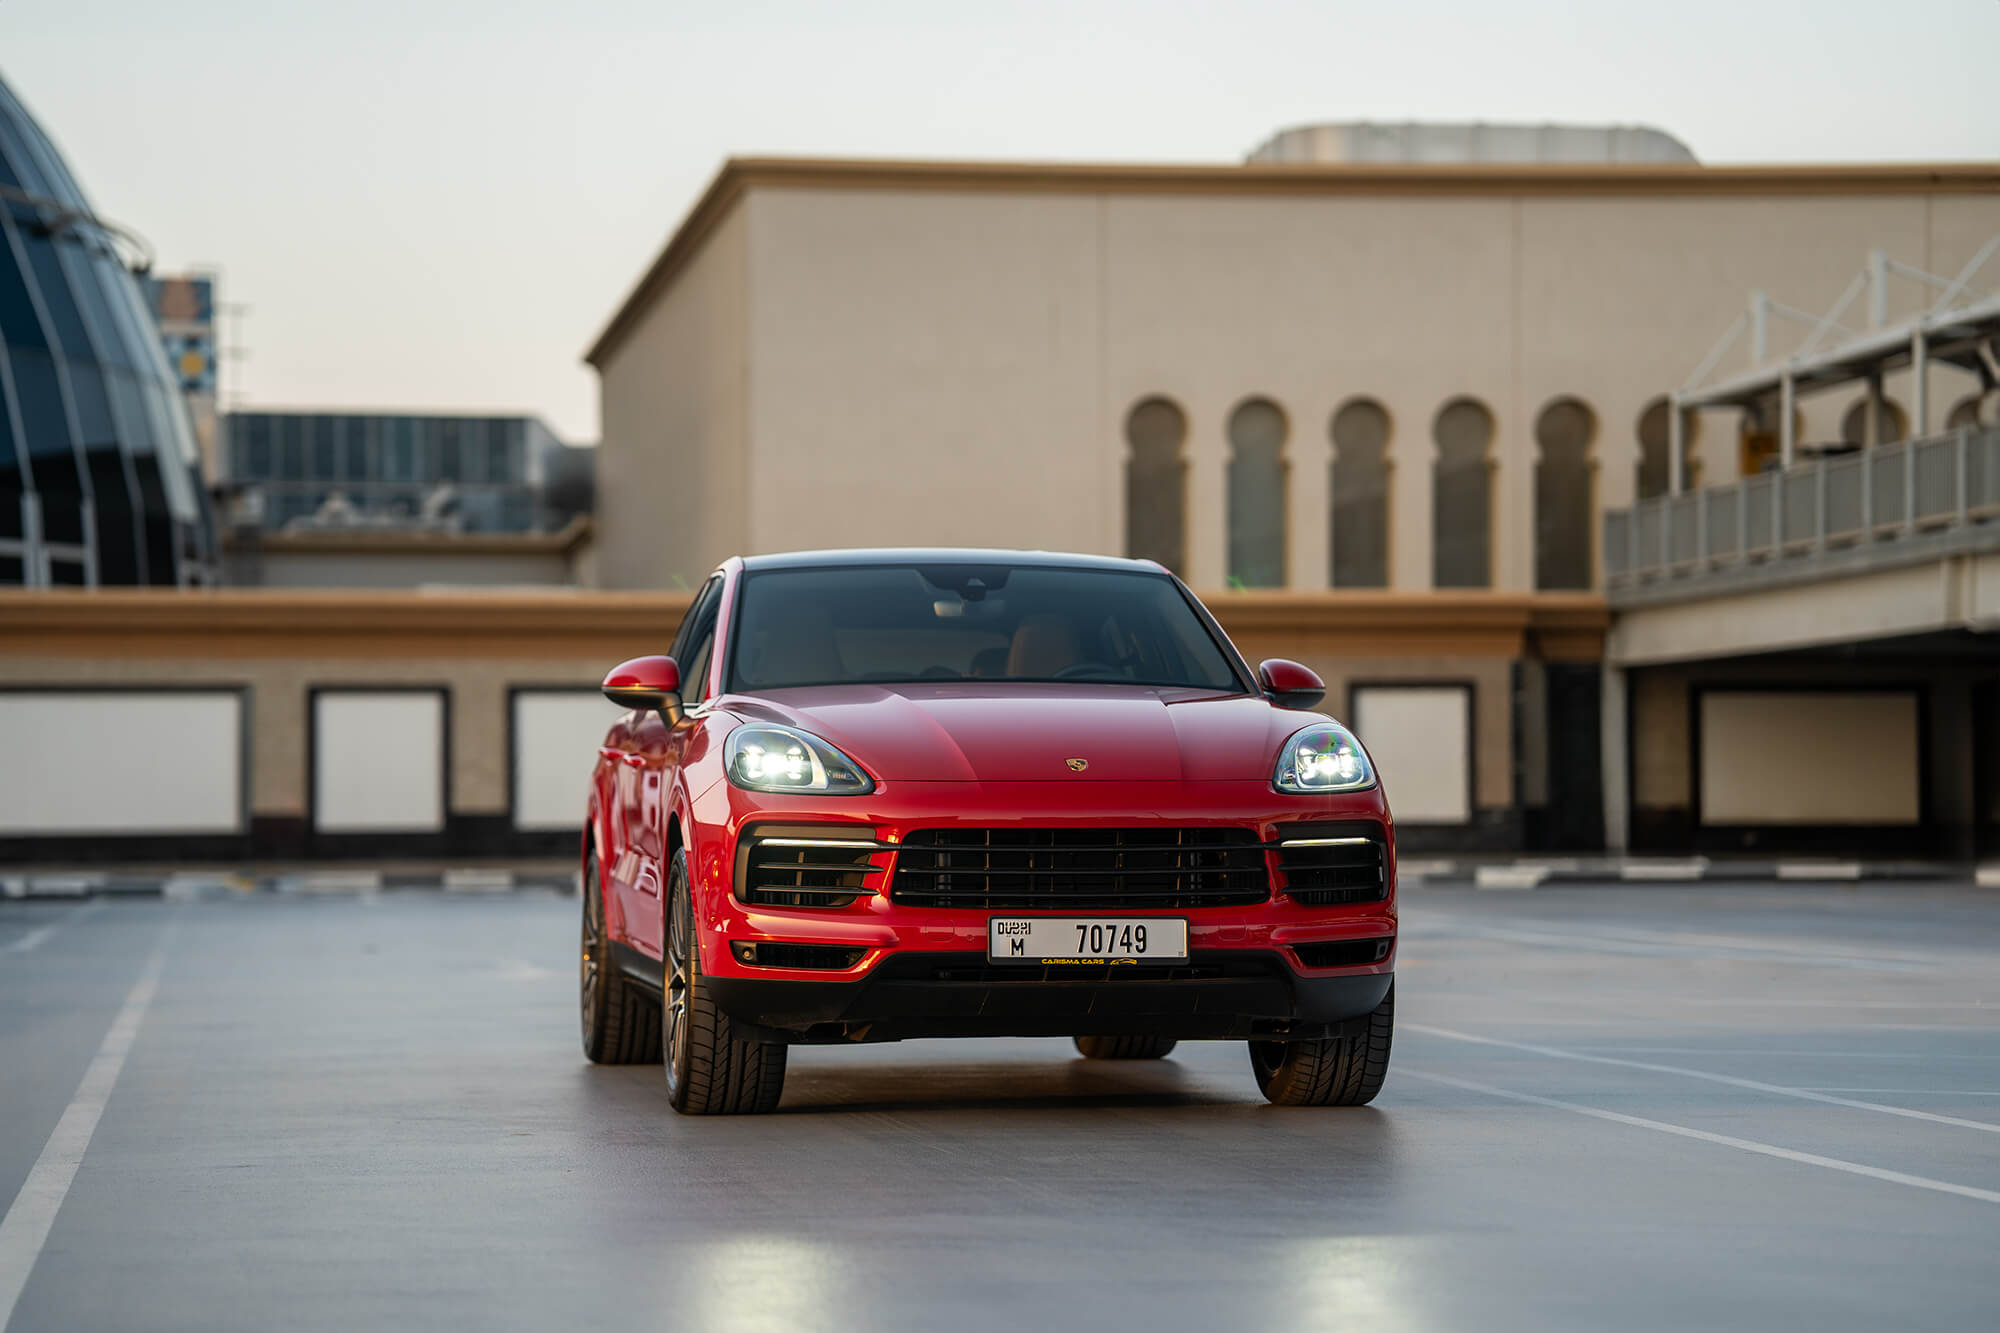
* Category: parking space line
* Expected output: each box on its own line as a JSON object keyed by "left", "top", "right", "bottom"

{"left": 1409, "top": 1024, "right": 2000, "bottom": 1135}
{"left": 1399, "top": 1066, "right": 2000, "bottom": 1206}
{"left": 0, "top": 922, "right": 174, "bottom": 1330}
{"left": 0, "top": 901, "right": 100, "bottom": 956}
{"left": 1792, "top": 1080, "right": 2000, "bottom": 1088}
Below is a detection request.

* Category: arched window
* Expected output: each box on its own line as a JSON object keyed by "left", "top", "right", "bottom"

{"left": 1329, "top": 397, "right": 1390, "bottom": 587}
{"left": 1226, "top": 397, "right": 1287, "bottom": 587}
{"left": 1840, "top": 398, "right": 1907, "bottom": 446}
{"left": 1534, "top": 396, "right": 1596, "bottom": 590}
{"left": 1124, "top": 397, "right": 1187, "bottom": 574}
{"left": 1636, "top": 396, "right": 1700, "bottom": 498}
{"left": 1946, "top": 394, "right": 1988, "bottom": 431}
{"left": 1432, "top": 397, "right": 1493, "bottom": 588}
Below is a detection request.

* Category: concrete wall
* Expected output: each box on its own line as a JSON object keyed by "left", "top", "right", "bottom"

{"left": 592, "top": 163, "right": 2000, "bottom": 593}
{"left": 748, "top": 189, "right": 1106, "bottom": 560}
{"left": 0, "top": 588, "right": 1606, "bottom": 861}
{"left": 240, "top": 549, "right": 577, "bottom": 588}
{"left": 594, "top": 205, "right": 750, "bottom": 591}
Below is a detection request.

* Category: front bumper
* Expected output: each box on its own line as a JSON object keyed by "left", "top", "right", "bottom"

{"left": 709, "top": 951, "right": 1393, "bottom": 1044}
{"left": 684, "top": 778, "right": 1397, "bottom": 1042}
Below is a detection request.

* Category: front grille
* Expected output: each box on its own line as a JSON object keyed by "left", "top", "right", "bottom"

{"left": 739, "top": 832, "right": 885, "bottom": 908}
{"left": 1276, "top": 825, "right": 1388, "bottom": 905}
{"left": 891, "top": 827, "right": 1269, "bottom": 910}
{"left": 1292, "top": 937, "right": 1394, "bottom": 969}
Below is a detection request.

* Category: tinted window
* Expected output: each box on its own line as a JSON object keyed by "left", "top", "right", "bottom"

{"left": 729, "top": 564, "right": 1241, "bottom": 692}
{"left": 681, "top": 611, "right": 720, "bottom": 704}
{"left": 669, "top": 576, "right": 722, "bottom": 663}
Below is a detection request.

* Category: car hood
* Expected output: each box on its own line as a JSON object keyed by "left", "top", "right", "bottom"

{"left": 718, "top": 683, "right": 1315, "bottom": 782}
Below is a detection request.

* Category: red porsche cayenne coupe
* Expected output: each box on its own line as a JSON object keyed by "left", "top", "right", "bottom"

{"left": 580, "top": 550, "right": 1396, "bottom": 1114}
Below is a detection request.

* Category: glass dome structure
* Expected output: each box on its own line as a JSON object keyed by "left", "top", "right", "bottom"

{"left": 0, "top": 72, "right": 213, "bottom": 585}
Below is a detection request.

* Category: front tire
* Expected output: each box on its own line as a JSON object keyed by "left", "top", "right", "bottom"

{"left": 663, "top": 849, "right": 787, "bottom": 1115}
{"left": 1249, "top": 982, "right": 1393, "bottom": 1106}
{"left": 1073, "top": 1035, "right": 1178, "bottom": 1060}
{"left": 580, "top": 849, "right": 660, "bottom": 1065}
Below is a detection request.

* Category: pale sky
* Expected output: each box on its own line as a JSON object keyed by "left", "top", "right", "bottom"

{"left": 3, "top": 0, "right": 1993, "bottom": 444}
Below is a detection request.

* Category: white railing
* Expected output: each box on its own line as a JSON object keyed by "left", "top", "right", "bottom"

{"left": 1604, "top": 425, "right": 1999, "bottom": 588}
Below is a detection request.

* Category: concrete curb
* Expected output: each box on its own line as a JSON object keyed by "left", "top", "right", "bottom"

{"left": 1405, "top": 858, "right": 1978, "bottom": 888}
{"left": 3, "top": 869, "right": 579, "bottom": 900}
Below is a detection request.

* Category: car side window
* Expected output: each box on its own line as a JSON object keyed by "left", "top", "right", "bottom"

{"left": 668, "top": 577, "right": 722, "bottom": 665}
{"left": 676, "top": 580, "right": 724, "bottom": 704}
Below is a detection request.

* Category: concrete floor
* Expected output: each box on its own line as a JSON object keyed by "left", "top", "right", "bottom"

{"left": 1, "top": 882, "right": 1997, "bottom": 1332}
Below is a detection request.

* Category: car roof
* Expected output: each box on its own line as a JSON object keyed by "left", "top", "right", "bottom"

{"left": 735, "top": 548, "right": 1166, "bottom": 574}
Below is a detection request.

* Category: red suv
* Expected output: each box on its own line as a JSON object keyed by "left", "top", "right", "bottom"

{"left": 580, "top": 550, "right": 1395, "bottom": 1113}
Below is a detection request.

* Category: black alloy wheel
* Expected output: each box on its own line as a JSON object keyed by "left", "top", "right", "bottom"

{"left": 663, "top": 859, "right": 692, "bottom": 1085}
{"left": 662, "top": 848, "right": 788, "bottom": 1115}
{"left": 579, "top": 850, "right": 660, "bottom": 1065}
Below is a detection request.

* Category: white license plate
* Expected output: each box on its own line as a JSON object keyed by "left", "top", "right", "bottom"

{"left": 987, "top": 917, "right": 1189, "bottom": 964}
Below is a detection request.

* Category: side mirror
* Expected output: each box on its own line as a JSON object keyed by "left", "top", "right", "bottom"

{"left": 1258, "top": 658, "right": 1326, "bottom": 711}
{"left": 602, "top": 655, "right": 685, "bottom": 724}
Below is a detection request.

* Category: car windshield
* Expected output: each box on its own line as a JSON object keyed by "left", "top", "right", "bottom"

{"left": 727, "top": 563, "right": 1244, "bottom": 692}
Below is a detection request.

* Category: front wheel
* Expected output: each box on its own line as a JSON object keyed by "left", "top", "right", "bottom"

{"left": 663, "top": 849, "right": 787, "bottom": 1115}
{"left": 1249, "top": 982, "right": 1393, "bottom": 1106}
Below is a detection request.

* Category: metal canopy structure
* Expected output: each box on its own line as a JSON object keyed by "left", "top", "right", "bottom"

{"left": 1667, "top": 239, "right": 2000, "bottom": 491}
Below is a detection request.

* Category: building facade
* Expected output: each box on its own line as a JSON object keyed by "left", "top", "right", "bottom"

{"left": 0, "top": 73, "right": 215, "bottom": 586}
{"left": 582, "top": 154, "right": 1998, "bottom": 856}
{"left": 144, "top": 271, "right": 221, "bottom": 481}
{"left": 221, "top": 410, "right": 573, "bottom": 533}
{"left": 586, "top": 157, "right": 2000, "bottom": 598}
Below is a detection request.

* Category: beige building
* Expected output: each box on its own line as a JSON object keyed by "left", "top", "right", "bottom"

{"left": 585, "top": 156, "right": 2000, "bottom": 595}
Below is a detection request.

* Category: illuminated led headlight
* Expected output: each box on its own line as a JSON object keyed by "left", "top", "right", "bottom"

{"left": 1273, "top": 722, "right": 1376, "bottom": 794}
{"left": 724, "top": 724, "right": 873, "bottom": 795}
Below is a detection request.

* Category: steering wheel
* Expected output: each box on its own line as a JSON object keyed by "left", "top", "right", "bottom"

{"left": 1053, "top": 662, "right": 1123, "bottom": 680}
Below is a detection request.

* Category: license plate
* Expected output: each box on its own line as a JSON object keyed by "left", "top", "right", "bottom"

{"left": 987, "top": 917, "right": 1188, "bottom": 964}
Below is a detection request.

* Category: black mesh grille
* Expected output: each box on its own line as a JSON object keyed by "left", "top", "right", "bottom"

{"left": 741, "top": 838, "right": 882, "bottom": 908}
{"left": 891, "top": 827, "right": 1269, "bottom": 910}
{"left": 1276, "top": 827, "right": 1388, "bottom": 905}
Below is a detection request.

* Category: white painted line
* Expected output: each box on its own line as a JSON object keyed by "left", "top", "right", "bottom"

{"left": 1620, "top": 860, "right": 1707, "bottom": 881}
{"left": 1409, "top": 1024, "right": 2000, "bottom": 1136}
{"left": 22, "top": 876, "right": 97, "bottom": 899}
{"left": 1574, "top": 1046, "right": 2000, "bottom": 1060}
{"left": 0, "top": 901, "right": 100, "bottom": 956}
{"left": 1474, "top": 865, "right": 1547, "bottom": 890}
{"left": 290, "top": 871, "right": 382, "bottom": 895}
{"left": 443, "top": 869, "right": 514, "bottom": 893}
{"left": 1977, "top": 864, "right": 2000, "bottom": 889}
{"left": 0, "top": 925, "right": 173, "bottom": 1326}
{"left": 1796, "top": 1088, "right": 2000, "bottom": 1096}
{"left": 1428, "top": 914, "right": 1945, "bottom": 970}
{"left": 1777, "top": 860, "right": 1862, "bottom": 881}
{"left": 1399, "top": 1066, "right": 2000, "bottom": 1205}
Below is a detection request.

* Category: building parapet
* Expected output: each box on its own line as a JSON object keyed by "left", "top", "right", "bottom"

{"left": 0, "top": 587, "right": 1606, "bottom": 663}
{"left": 1604, "top": 425, "right": 2000, "bottom": 608}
